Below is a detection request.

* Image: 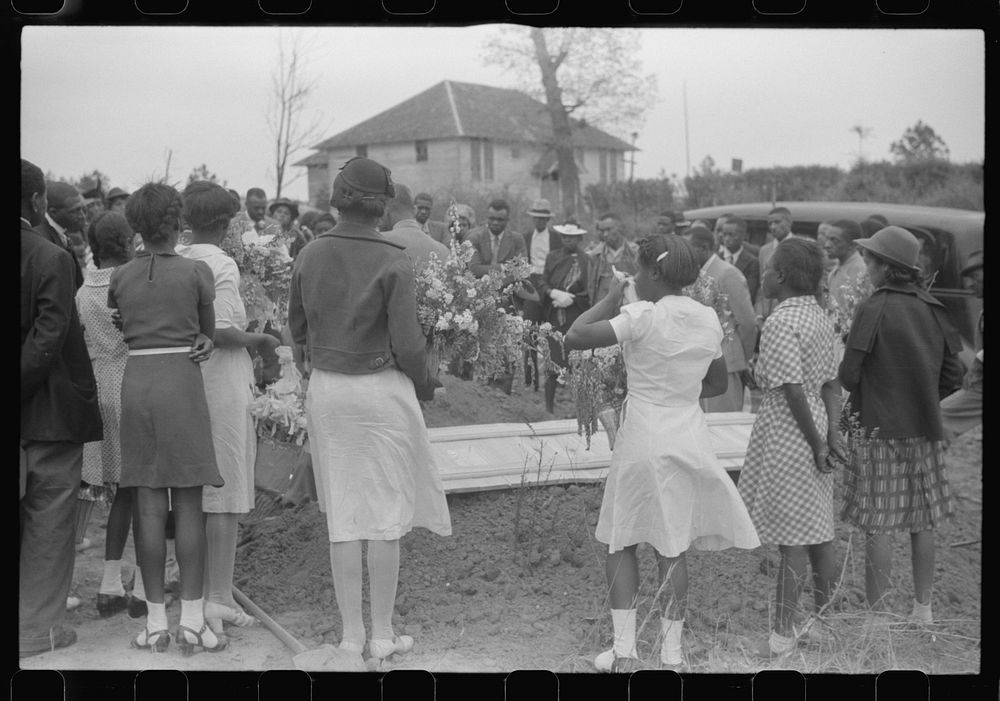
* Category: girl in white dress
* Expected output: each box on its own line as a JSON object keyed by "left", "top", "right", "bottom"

{"left": 565, "top": 233, "right": 760, "bottom": 671}
{"left": 178, "top": 182, "right": 280, "bottom": 641}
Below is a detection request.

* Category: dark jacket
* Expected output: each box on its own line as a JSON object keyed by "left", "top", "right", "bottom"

{"left": 839, "top": 282, "right": 965, "bottom": 440}
{"left": 467, "top": 226, "right": 527, "bottom": 278}
{"left": 520, "top": 227, "right": 562, "bottom": 323}
{"left": 731, "top": 248, "right": 761, "bottom": 306}
{"left": 288, "top": 221, "right": 435, "bottom": 400}
{"left": 35, "top": 218, "right": 84, "bottom": 291}
{"left": 20, "top": 223, "right": 103, "bottom": 443}
{"left": 536, "top": 247, "right": 591, "bottom": 330}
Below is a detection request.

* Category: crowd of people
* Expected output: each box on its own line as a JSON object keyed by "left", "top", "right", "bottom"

{"left": 20, "top": 153, "right": 983, "bottom": 669}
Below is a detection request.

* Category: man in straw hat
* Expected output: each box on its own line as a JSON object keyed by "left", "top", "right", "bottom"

{"left": 521, "top": 198, "right": 562, "bottom": 390}
{"left": 537, "top": 222, "right": 592, "bottom": 413}
{"left": 940, "top": 249, "right": 983, "bottom": 440}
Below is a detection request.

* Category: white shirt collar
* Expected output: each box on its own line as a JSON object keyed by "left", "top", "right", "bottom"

{"left": 45, "top": 212, "right": 66, "bottom": 237}
{"left": 700, "top": 253, "right": 719, "bottom": 275}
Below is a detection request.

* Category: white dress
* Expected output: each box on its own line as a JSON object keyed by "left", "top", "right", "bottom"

{"left": 596, "top": 296, "right": 761, "bottom": 557}
{"left": 307, "top": 368, "right": 452, "bottom": 542}
{"left": 178, "top": 243, "right": 257, "bottom": 513}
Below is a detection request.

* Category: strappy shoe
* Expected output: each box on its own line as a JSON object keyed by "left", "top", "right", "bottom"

{"left": 131, "top": 627, "right": 170, "bottom": 653}
{"left": 368, "top": 635, "right": 414, "bottom": 661}
{"left": 175, "top": 624, "right": 228, "bottom": 656}
{"left": 204, "top": 601, "right": 256, "bottom": 628}
{"left": 594, "top": 649, "right": 642, "bottom": 673}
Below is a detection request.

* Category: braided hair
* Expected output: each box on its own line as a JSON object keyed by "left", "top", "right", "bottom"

{"left": 636, "top": 233, "right": 700, "bottom": 289}
{"left": 125, "top": 182, "right": 183, "bottom": 245}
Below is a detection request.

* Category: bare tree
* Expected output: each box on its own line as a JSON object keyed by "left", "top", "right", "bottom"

{"left": 267, "top": 29, "right": 326, "bottom": 199}
{"left": 484, "top": 27, "right": 657, "bottom": 218}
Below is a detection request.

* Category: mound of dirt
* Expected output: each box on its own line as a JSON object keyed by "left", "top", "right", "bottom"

{"left": 234, "top": 374, "right": 982, "bottom": 673}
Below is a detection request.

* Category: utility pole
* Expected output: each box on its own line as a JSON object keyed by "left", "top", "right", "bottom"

{"left": 850, "top": 124, "right": 873, "bottom": 163}
{"left": 628, "top": 132, "right": 639, "bottom": 228}
{"left": 683, "top": 81, "right": 691, "bottom": 178}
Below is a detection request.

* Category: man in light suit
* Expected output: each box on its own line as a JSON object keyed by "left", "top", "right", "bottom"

{"left": 719, "top": 216, "right": 761, "bottom": 306}
{"left": 686, "top": 226, "right": 758, "bottom": 413}
{"left": 521, "top": 198, "right": 562, "bottom": 390}
{"left": 468, "top": 198, "right": 527, "bottom": 278}
{"left": 414, "top": 192, "right": 451, "bottom": 246}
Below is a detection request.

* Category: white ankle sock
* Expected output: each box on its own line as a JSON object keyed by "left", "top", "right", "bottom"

{"left": 911, "top": 598, "right": 933, "bottom": 623}
{"left": 146, "top": 601, "right": 168, "bottom": 632}
{"left": 180, "top": 598, "right": 206, "bottom": 632}
{"left": 660, "top": 618, "right": 684, "bottom": 665}
{"left": 100, "top": 560, "right": 125, "bottom": 596}
{"left": 610, "top": 608, "right": 638, "bottom": 658}
{"left": 132, "top": 567, "right": 146, "bottom": 601}
{"left": 769, "top": 630, "right": 796, "bottom": 654}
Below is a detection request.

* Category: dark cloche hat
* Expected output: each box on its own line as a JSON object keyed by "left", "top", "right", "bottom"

{"left": 337, "top": 156, "right": 395, "bottom": 198}
{"left": 105, "top": 187, "right": 130, "bottom": 203}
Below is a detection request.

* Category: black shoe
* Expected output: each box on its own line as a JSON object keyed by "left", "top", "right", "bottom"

{"left": 19, "top": 625, "right": 77, "bottom": 658}
{"left": 97, "top": 593, "right": 129, "bottom": 618}
{"left": 127, "top": 595, "right": 148, "bottom": 619}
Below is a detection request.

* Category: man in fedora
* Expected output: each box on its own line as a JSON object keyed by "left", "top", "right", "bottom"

{"left": 414, "top": 192, "right": 450, "bottom": 246}
{"left": 940, "top": 249, "right": 983, "bottom": 440}
{"left": 521, "top": 198, "right": 562, "bottom": 390}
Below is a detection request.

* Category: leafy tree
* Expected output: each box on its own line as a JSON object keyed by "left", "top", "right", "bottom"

{"left": 483, "top": 27, "right": 657, "bottom": 219}
{"left": 890, "top": 120, "right": 950, "bottom": 163}
{"left": 187, "top": 164, "right": 225, "bottom": 186}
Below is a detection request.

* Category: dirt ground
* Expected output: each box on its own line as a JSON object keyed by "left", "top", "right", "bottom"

{"left": 20, "top": 372, "right": 982, "bottom": 675}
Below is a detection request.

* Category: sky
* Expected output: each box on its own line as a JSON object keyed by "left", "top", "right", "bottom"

{"left": 20, "top": 25, "right": 984, "bottom": 204}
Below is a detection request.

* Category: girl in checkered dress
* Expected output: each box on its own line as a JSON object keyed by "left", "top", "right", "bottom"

{"left": 738, "top": 238, "right": 846, "bottom": 657}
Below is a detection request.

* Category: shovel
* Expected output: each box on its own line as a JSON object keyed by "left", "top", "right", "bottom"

{"left": 232, "top": 585, "right": 366, "bottom": 672}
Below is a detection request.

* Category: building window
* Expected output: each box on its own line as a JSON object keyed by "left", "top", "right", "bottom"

{"left": 356, "top": 145, "right": 368, "bottom": 158}
{"left": 483, "top": 140, "right": 494, "bottom": 181}
{"left": 599, "top": 150, "right": 608, "bottom": 183}
{"left": 609, "top": 151, "right": 618, "bottom": 183}
{"left": 471, "top": 139, "right": 481, "bottom": 181}
{"left": 416, "top": 140, "right": 428, "bottom": 162}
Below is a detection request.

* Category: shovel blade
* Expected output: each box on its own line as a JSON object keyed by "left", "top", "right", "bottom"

{"left": 292, "top": 644, "right": 367, "bottom": 672}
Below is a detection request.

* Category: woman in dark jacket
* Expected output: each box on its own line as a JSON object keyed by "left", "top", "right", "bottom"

{"left": 287, "top": 157, "right": 451, "bottom": 665}
{"left": 535, "top": 223, "right": 591, "bottom": 413}
{"left": 839, "top": 226, "right": 965, "bottom": 627}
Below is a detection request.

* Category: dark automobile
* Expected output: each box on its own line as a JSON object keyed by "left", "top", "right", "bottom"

{"left": 682, "top": 201, "right": 984, "bottom": 363}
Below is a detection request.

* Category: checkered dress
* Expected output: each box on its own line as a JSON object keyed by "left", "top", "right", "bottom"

{"left": 739, "top": 296, "right": 838, "bottom": 545}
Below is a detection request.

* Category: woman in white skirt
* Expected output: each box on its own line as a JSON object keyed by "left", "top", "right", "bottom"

{"left": 288, "top": 157, "right": 451, "bottom": 663}
{"left": 565, "top": 233, "right": 760, "bottom": 671}
{"left": 178, "top": 181, "right": 280, "bottom": 641}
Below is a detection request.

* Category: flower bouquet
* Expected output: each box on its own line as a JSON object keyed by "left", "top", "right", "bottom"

{"left": 825, "top": 270, "right": 874, "bottom": 340}
{"left": 250, "top": 346, "right": 308, "bottom": 445}
{"left": 233, "top": 226, "right": 294, "bottom": 330}
{"left": 684, "top": 272, "right": 736, "bottom": 341}
{"left": 566, "top": 345, "right": 628, "bottom": 449}
{"left": 414, "top": 240, "right": 533, "bottom": 383}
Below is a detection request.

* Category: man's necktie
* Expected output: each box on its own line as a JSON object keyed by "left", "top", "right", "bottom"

{"left": 491, "top": 235, "right": 501, "bottom": 263}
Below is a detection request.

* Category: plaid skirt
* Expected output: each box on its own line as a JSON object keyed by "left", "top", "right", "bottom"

{"left": 841, "top": 436, "right": 955, "bottom": 533}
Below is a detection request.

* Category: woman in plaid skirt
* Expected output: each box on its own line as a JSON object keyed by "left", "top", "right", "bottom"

{"left": 840, "top": 227, "right": 965, "bottom": 625}
{"left": 738, "top": 238, "right": 846, "bottom": 657}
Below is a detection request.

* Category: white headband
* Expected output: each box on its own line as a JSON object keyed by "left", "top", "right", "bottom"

{"left": 656, "top": 251, "right": 669, "bottom": 263}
